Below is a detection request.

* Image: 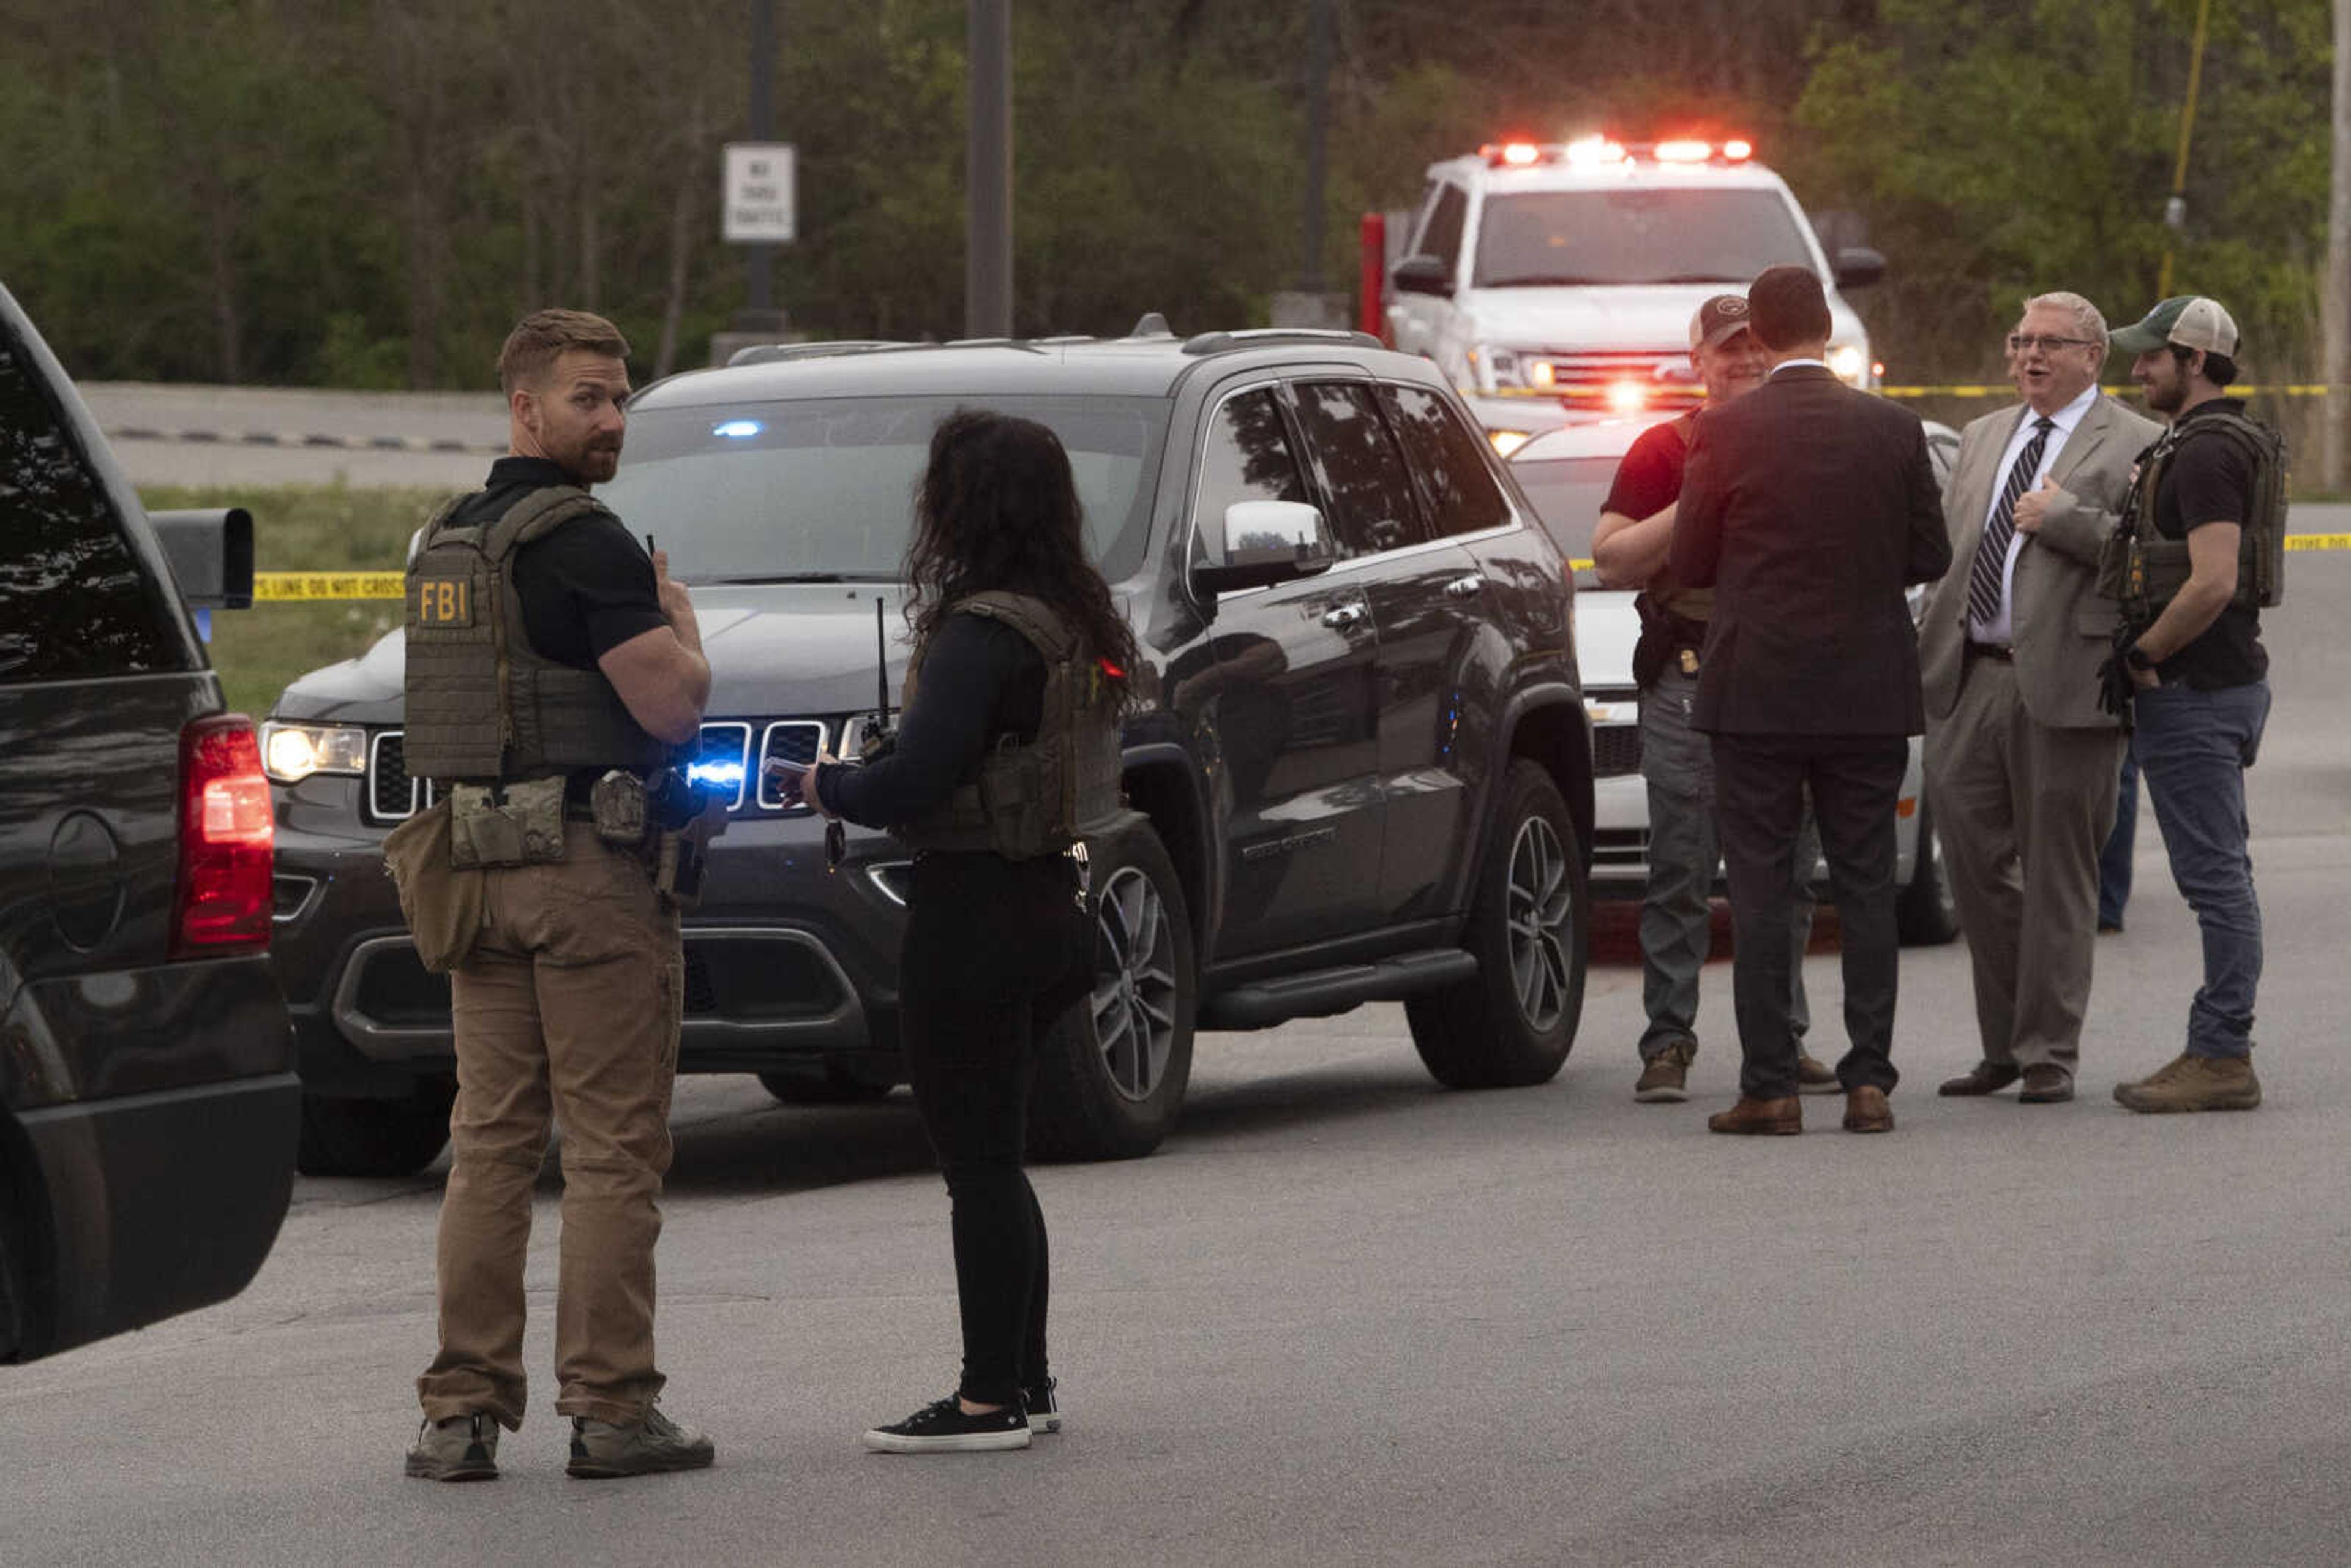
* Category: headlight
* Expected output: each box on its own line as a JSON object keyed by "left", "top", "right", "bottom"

{"left": 1828, "top": 342, "right": 1869, "bottom": 386}
{"left": 259, "top": 721, "right": 367, "bottom": 783}
{"left": 1470, "top": 344, "right": 1556, "bottom": 395}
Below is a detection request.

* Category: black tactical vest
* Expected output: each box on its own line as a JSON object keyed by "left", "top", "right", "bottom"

{"left": 2099, "top": 407, "right": 2288, "bottom": 621}
{"left": 890, "top": 592, "right": 1126, "bottom": 859}
{"left": 400, "top": 485, "right": 671, "bottom": 782}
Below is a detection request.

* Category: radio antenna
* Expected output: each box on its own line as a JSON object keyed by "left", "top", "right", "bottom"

{"left": 874, "top": 595, "right": 890, "bottom": 724}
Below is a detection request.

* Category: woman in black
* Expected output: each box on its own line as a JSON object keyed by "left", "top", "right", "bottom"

{"left": 797, "top": 410, "right": 1136, "bottom": 1454}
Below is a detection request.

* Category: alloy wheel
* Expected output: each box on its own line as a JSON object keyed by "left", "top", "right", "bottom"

{"left": 1504, "top": 816, "right": 1575, "bottom": 1032}
{"left": 1090, "top": 865, "right": 1180, "bottom": 1102}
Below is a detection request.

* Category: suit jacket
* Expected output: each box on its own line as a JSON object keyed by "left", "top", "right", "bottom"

{"left": 1667, "top": 366, "right": 1952, "bottom": 737}
{"left": 1916, "top": 394, "right": 2163, "bottom": 730}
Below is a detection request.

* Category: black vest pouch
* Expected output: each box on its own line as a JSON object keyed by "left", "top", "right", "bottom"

{"left": 448, "top": 776, "right": 569, "bottom": 869}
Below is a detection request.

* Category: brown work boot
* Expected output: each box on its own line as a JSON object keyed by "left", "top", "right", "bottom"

{"left": 1707, "top": 1095, "right": 1802, "bottom": 1135}
{"left": 1843, "top": 1084, "right": 1895, "bottom": 1133}
{"left": 1635, "top": 1041, "right": 1694, "bottom": 1103}
{"left": 1938, "top": 1061, "right": 2021, "bottom": 1097}
{"left": 1794, "top": 1052, "right": 1840, "bottom": 1095}
{"left": 2113, "top": 1052, "right": 2261, "bottom": 1113}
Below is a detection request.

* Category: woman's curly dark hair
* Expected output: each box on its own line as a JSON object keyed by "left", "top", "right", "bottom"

{"left": 904, "top": 410, "right": 1141, "bottom": 683}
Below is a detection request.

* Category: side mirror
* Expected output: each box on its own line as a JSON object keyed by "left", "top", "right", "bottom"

{"left": 150, "top": 507, "right": 255, "bottom": 610}
{"left": 1390, "top": 255, "right": 1453, "bottom": 298}
{"left": 1193, "top": 500, "right": 1337, "bottom": 595}
{"left": 1834, "top": 246, "right": 1886, "bottom": 290}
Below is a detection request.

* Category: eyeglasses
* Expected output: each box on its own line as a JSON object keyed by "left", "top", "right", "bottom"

{"left": 2006, "top": 333, "right": 2099, "bottom": 354}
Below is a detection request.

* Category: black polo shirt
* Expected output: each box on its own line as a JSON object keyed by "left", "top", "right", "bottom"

{"left": 446, "top": 456, "right": 667, "bottom": 671}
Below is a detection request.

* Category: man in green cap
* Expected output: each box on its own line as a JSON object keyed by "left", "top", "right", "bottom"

{"left": 2101, "top": 295, "right": 2276, "bottom": 1112}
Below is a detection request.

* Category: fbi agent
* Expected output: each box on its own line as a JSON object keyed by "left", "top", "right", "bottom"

{"left": 392, "top": 309, "right": 717, "bottom": 1480}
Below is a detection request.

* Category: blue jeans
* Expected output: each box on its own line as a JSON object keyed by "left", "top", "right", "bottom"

{"left": 2131, "top": 680, "right": 2269, "bottom": 1059}
{"left": 2097, "top": 742, "right": 2136, "bottom": 926}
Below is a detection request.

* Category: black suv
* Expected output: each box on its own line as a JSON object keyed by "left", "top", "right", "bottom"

{"left": 2, "top": 282, "right": 298, "bottom": 1360}
{"left": 264, "top": 326, "right": 1597, "bottom": 1169}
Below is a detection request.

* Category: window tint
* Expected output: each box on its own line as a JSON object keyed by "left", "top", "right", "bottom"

{"left": 1382, "top": 385, "right": 1513, "bottom": 538}
{"left": 1509, "top": 454, "right": 1621, "bottom": 561}
{"left": 1193, "top": 388, "right": 1308, "bottom": 538}
{"left": 1420, "top": 184, "right": 1469, "bottom": 275}
{"left": 1290, "top": 382, "right": 1425, "bottom": 555}
{"left": 0, "top": 334, "right": 178, "bottom": 683}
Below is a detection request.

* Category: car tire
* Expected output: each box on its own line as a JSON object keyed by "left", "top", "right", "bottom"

{"left": 1897, "top": 799, "right": 1961, "bottom": 946}
{"left": 296, "top": 1078, "right": 457, "bottom": 1177}
{"left": 757, "top": 1064, "right": 895, "bottom": 1105}
{"left": 1028, "top": 820, "right": 1197, "bottom": 1163}
{"left": 1407, "top": 760, "right": 1587, "bottom": 1088}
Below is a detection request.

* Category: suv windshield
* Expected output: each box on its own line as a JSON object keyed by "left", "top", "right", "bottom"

{"left": 1472, "top": 189, "right": 1815, "bottom": 288}
{"left": 599, "top": 394, "right": 1168, "bottom": 582}
{"left": 1509, "top": 452, "right": 1621, "bottom": 564}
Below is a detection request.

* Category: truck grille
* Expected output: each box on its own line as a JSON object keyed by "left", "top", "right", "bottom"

{"left": 367, "top": 731, "right": 435, "bottom": 822}
{"left": 1535, "top": 351, "right": 1704, "bottom": 413}
{"left": 1593, "top": 724, "right": 1643, "bottom": 777}
{"left": 367, "top": 721, "right": 844, "bottom": 820}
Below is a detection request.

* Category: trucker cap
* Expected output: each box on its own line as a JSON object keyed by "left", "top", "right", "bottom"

{"left": 2109, "top": 296, "right": 2240, "bottom": 358}
{"left": 1689, "top": 293, "right": 1754, "bottom": 351}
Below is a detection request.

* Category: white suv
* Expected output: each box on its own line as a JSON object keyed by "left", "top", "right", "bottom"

{"left": 1387, "top": 138, "right": 1885, "bottom": 445}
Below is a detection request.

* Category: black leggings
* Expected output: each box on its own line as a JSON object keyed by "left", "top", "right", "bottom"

{"left": 898, "top": 850, "right": 1087, "bottom": 1406}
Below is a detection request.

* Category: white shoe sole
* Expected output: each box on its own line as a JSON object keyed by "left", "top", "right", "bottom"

{"left": 861, "top": 1427, "right": 1032, "bottom": 1454}
{"left": 1029, "top": 1411, "right": 1061, "bottom": 1434}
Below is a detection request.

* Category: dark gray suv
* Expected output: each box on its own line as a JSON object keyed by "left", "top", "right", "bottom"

{"left": 2, "top": 282, "right": 298, "bottom": 1360}
{"left": 264, "top": 325, "right": 1597, "bottom": 1169}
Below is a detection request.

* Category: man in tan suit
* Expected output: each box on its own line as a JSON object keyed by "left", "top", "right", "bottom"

{"left": 1918, "top": 292, "right": 2162, "bottom": 1103}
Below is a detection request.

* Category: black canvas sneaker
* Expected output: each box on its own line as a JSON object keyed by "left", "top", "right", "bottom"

{"left": 862, "top": 1395, "right": 1031, "bottom": 1454}
{"left": 1024, "top": 1378, "right": 1060, "bottom": 1435}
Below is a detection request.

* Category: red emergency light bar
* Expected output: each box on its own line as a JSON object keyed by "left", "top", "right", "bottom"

{"left": 1479, "top": 137, "right": 1755, "bottom": 168}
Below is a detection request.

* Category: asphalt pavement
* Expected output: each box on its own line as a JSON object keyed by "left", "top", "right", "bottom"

{"left": 4, "top": 457, "right": 2347, "bottom": 1566}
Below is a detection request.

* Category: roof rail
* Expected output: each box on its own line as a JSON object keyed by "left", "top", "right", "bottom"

{"left": 725, "top": 340, "right": 907, "bottom": 367}
{"left": 1179, "top": 327, "right": 1384, "bottom": 356}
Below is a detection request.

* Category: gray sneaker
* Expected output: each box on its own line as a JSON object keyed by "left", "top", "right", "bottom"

{"left": 405, "top": 1412, "right": 499, "bottom": 1482}
{"left": 567, "top": 1405, "right": 716, "bottom": 1479}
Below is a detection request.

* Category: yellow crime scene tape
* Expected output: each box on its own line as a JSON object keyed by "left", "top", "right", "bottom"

{"left": 258, "top": 538, "right": 2351, "bottom": 600}
{"left": 254, "top": 572, "right": 407, "bottom": 601}
{"left": 1881, "top": 383, "right": 2345, "bottom": 399}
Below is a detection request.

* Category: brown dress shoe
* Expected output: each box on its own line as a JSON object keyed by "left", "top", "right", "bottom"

{"left": 2018, "top": 1064, "right": 2074, "bottom": 1103}
{"left": 1843, "top": 1084, "right": 1895, "bottom": 1133}
{"left": 1706, "top": 1095, "right": 1802, "bottom": 1135}
{"left": 1937, "top": 1061, "right": 2020, "bottom": 1097}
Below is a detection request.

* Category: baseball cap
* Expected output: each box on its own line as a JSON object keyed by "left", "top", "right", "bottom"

{"left": 2109, "top": 296, "right": 2240, "bottom": 357}
{"left": 1689, "top": 293, "right": 1754, "bottom": 351}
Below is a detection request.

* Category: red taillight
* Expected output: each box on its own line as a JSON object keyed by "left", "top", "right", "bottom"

{"left": 173, "top": 714, "right": 274, "bottom": 956}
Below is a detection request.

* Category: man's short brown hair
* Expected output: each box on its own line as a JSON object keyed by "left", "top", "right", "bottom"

{"left": 497, "top": 309, "right": 629, "bottom": 393}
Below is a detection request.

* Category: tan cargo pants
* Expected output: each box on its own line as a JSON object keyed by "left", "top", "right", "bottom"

{"left": 416, "top": 820, "right": 683, "bottom": 1430}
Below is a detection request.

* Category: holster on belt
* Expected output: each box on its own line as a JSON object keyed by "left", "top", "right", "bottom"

{"left": 653, "top": 792, "right": 730, "bottom": 911}
{"left": 1632, "top": 593, "right": 1707, "bottom": 688}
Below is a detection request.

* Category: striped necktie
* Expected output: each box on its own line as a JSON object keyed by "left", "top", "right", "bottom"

{"left": 1965, "top": 415, "right": 2055, "bottom": 631}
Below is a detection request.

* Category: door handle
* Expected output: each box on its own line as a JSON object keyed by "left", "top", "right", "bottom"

{"left": 1321, "top": 601, "right": 1368, "bottom": 629}
{"left": 1444, "top": 574, "right": 1487, "bottom": 599}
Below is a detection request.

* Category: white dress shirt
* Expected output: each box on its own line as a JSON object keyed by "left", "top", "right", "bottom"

{"left": 1972, "top": 381, "right": 2098, "bottom": 646}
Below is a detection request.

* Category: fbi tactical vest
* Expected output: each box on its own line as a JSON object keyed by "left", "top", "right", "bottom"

{"left": 2100, "top": 407, "right": 2287, "bottom": 623}
{"left": 401, "top": 485, "right": 671, "bottom": 782}
{"left": 891, "top": 592, "right": 1125, "bottom": 860}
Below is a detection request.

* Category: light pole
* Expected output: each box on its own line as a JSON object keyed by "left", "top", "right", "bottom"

{"left": 966, "top": 0, "right": 1013, "bottom": 338}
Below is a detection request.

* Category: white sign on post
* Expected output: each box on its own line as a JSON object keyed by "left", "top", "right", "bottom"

{"left": 724, "top": 143, "right": 797, "bottom": 244}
